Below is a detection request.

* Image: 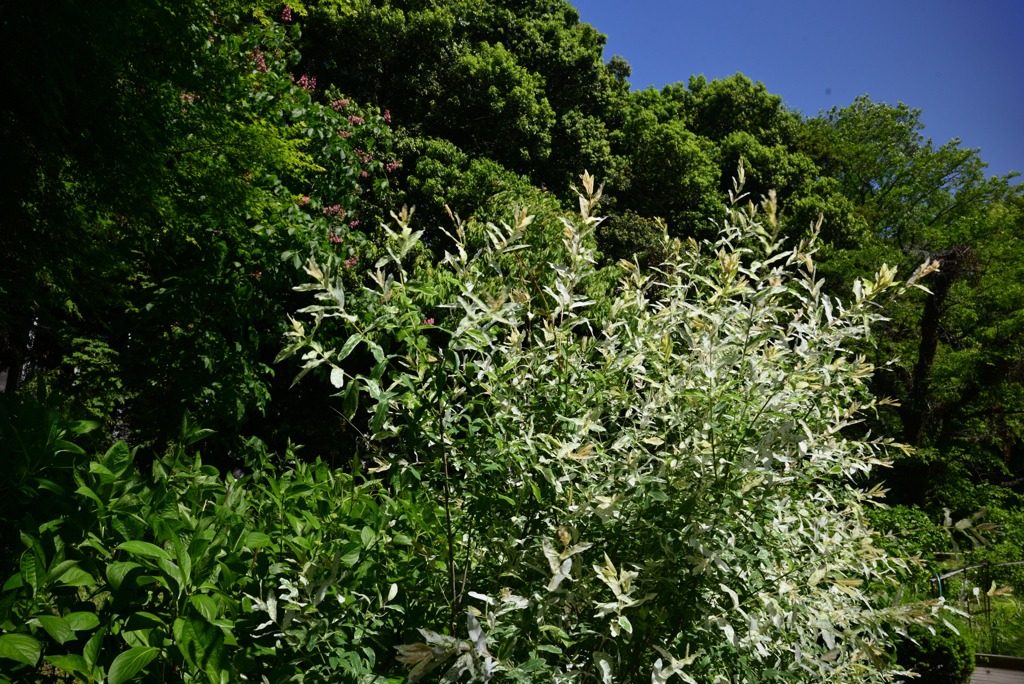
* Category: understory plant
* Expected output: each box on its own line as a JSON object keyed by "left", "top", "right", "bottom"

{"left": 277, "top": 166, "right": 981, "bottom": 682}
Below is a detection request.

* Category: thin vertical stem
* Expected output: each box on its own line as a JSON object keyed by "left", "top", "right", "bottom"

{"left": 439, "top": 384, "right": 457, "bottom": 636}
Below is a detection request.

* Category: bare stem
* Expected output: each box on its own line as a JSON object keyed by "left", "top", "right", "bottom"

{"left": 439, "top": 382, "right": 457, "bottom": 635}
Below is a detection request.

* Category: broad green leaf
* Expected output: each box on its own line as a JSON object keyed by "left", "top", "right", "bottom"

{"left": 0, "top": 633, "right": 41, "bottom": 666}
{"left": 177, "top": 613, "right": 225, "bottom": 676}
{"left": 101, "top": 441, "right": 133, "bottom": 478}
{"left": 34, "top": 615, "right": 72, "bottom": 644}
{"left": 360, "top": 526, "right": 375, "bottom": 548}
{"left": 65, "top": 612, "right": 101, "bottom": 632}
{"left": 108, "top": 646, "right": 159, "bottom": 684}
{"left": 106, "top": 562, "right": 143, "bottom": 590}
{"left": 45, "top": 654, "right": 91, "bottom": 679}
{"left": 83, "top": 626, "right": 106, "bottom": 669}
{"left": 116, "top": 541, "right": 170, "bottom": 560}
{"left": 46, "top": 560, "right": 80, "bottom": 584}
{"left": 157, "top": 558, "right": 183, "bottom": 593}
{"left": 191, "top": 595, "right": 220, "bottom": 621}
{"left": 2, "top": 573, "right": 24, "bottom": 592}
{"left": 339, "top": 543, "right": 361, "bottom": 567}
{"left": 57, "top": 567, "right": 96, "bottom": 587}
{"left": 75, "top": 484, "right": 106, "bottom": 511}
{"left": 243, "top": 532, "right": 272, "bottom": 548}
{"left": 89, "top": 462, "right": 117, "bottom": 484}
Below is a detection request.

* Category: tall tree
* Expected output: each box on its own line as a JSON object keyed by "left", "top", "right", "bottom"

{"left": 803, "top": 97, "right": 1023, "bottom": 508}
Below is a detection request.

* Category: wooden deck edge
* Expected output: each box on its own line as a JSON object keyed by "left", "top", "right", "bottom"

{"left": 977, "top": 654, "right": 1024, "bottom": 671}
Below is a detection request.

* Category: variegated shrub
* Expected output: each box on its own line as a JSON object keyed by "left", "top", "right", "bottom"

{"left": 278, "top": 167, "right": 966, "bottom": 683}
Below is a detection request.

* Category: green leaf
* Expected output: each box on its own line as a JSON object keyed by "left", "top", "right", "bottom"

{"left": 173, "top": 534, "right": 191, "bottom": 588}
{"left": 101, "top": 441, "right": 133, "bottom": 478}
{"left": 46, "top": 560, "right": 80, "bottom": 585}
{"left": 336, "top": 333, "right": 364, "bottom": 362}
{"left": 83, "top": 626, "right": 105, "bottom": 669}
{"left": 108, "top": 646, "right": 159, "bottom": 684}
{"left": 75, "top": 484, "right": 107, "bottom": 511}
{"left": 177, "top": 613, "right": 225, "bottom": 677}
{"left": 244, "top": 532, "right": 272, "bottom": 548}
{"left": 45, "top": 654, "right": 91, "bottom": 679}
{"left": 360, "top": 526, "right": 375, "bottom": 548}
{"left": 106, "top": 562, "right": 143, "bottom": 590}
{"left": 33, "top": 477, "right": 67, "bottom": 496}
{"left": 2, "top": 573, "right": 24, "bottom": 592}
{"left": 65, "top": 612, "right": 101, "bottom": 632}
{"left": 34, "top": 615, "right": 72, "bottom": 644}
{"left": 157, "top": 558, "right": 183, "bottom": 593}
{"left": 20, "top": 552, "right": 41, "bottom": 593}
{"left": 531, "top": 481, "right": 543, "bottom": 503}
{"left": 190, "top": 595, "right": 220, "bottom": 621}
{"left": 57, "top": 567, "right": 96, "bottom": 587}
{"left": 339, "top": 542, "right": 361, "bottom": 567}
{"left": 116, "top": 541, "right": 170, "bottom": 560}
{"left": 341, "top": 380, "right": 359, "bottom": 417}
{"left": 518, "top": 658, "right": 545, "bottom": 672}
{"left": 0, "top": 633, "right": 41, "bottom": 666}
{"left": 89, "top": 462, "right": 117, "bottom": 485}
{"left": 370, "top": 400, "right": 388, "bottom": 434}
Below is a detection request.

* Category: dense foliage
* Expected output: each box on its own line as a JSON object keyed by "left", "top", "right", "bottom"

{"left": 1, "top": 0, "right": 1022, "bottom": 680}
{"left": 895, "top": 623, "right": 975, "bottom": 684}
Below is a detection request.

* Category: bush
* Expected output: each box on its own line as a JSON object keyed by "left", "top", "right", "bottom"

{"left": 1, "top": 170, "right": 981, "bottom": 682}
{"left": 896, "top": 622, "right": 975, "bottom": 684}
{"left": 277, "top": 170, "right": 968, "bottom": 682}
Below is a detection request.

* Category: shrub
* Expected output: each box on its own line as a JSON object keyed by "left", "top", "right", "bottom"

{"left": 277, "top": 169, "right": 970, "bottom": 682}
{"left": 896, "top": 622, "right": 975, "bottom": 684}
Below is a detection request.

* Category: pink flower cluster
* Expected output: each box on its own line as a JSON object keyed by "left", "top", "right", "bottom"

{"left": 328, "top": 230, "right": 343, "bottom": 244}
{"left": 386, "top": 161, "right": 400, "bottom": 172}
{"left": 282, "top": 5, "right": 291, "bottom": 21}
{"left": 343, "top": 255, "right": 359, "bottom": 269}
{"left": 252, "top": 51, "right": 267, "bottom": 73}
{"left": 330, "top": 99, "right": 349, "bottom": 111}
{"left": 422, "top": 318, "right": 435, "bottom": 326}
{"left": 383, "top": 110, "right": 391, "bottom": 123}
{"left": 354, "top": 148, "right": 374, "bottom": 163}
{"left": 297, "top": 74, "right": 316, "bottom": 92}
{"left": 348, "top": 115, "right": 364, "bottom": 125}
{"left": 349, "top": 219, "right": 360, "bottom": 228}
{"left": 360, "top": 171, "right": 368, "bottom": 177}
{"left": 180, "top": 93, "right": 198, "bottom": 104}
{"left": 338, "top": 130, "right": 352, "bottom": 138}
{"left": 299, "top": 195, "right": 310, "bottom": 206}
{"left": 323, "top": 204, "right": 345, "bottom": 218}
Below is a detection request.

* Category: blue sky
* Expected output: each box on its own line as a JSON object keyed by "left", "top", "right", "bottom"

{"left": 572, "top": 0, "right": 1023, "bottom": 183}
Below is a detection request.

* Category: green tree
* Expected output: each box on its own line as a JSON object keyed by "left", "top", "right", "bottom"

{"left": 294, "top": 0, "right": 628, "bottom": 193}
{"left": 0, "top": 0, "right": 397, "bottom": 465}
{"left": 801, "top": 97, "right": 1023, "bottom": 512}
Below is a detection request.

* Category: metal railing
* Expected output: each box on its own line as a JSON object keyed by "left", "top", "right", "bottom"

{"left": 927, "top": 560, "right": 1024, "bottom": 656}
